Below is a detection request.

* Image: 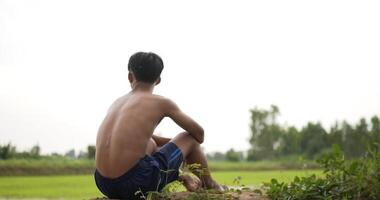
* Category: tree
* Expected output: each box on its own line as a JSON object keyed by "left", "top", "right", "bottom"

{"left": 0, "top": 143, "right": 16, "bottom": 159}
{"left": 342, "top": 121, "right": 356, "bottom": 158}
{"left": 278, "top": 126, "right": 301, "bottom": 156}
{"left": 248, "top": 105, "right": 283, "bottom": 160}
{"left": 225, "top": 148, "right": 243, "bottom": 162}
{"left": 299, "top": 122, "right": 328, "bottom": 158}
{"left": 65, "top": 149, "right": 76, "bottom": 159}
{"left": 328, "top": 122, "right": 344, "bottom": 148}
{"left": 370, "top": 116, "right": 380, "bottom": 143}
{"left": 87, "top": 145, "right": 96, "bottom": 159}
{"left": 30, "top": 145, "right": 40, "bottom": 158}
{"left": 206, "top": 152, "right": 225, "bottom": 161}
{"left": 355, "top": 118, "right": 370, "bottom": 156}
{"left": 51, "top": 152, "right": 63, "bottom": 157}
{"left": 342, "top": 118, "right": 370, "bottom": 158}
{"left": 77, "top": 151, "right": 88, "bottom": 159}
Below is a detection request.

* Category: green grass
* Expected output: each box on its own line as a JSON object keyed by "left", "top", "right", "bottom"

{"left": 0, "top": 170, "right": 322, "bottom": 199}
{"left": 208, "top": 160, "right": 319, "bottom": 171}
{"left": 0, "top": 175, "right": 102, "bottom": 200}
{"left": 0, "top": 158, "right": 319, "bottom": 176}
{"left": 213, "top": 169, "right": 322, "bottom": 186}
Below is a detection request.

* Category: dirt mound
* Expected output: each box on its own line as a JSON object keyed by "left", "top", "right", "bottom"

{"left": 92, "top": 190, "right": 268, "bottom": 200}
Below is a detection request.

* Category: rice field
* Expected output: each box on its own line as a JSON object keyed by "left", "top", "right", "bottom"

{"left": 0, "top": 170, "right": 322, "bottom": 199}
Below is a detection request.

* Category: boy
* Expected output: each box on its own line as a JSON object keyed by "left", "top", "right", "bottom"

{"left": 94, "top": 52, "right": 226, "bottom": 199}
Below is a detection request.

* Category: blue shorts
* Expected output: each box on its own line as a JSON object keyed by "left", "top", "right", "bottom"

{"left": 94, "top": 142, "right": 183, "bottom": 199}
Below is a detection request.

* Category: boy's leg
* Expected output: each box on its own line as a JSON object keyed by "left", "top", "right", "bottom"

{"left": 150, "top": 135, "right": 201, "bottom": 191}
{"left": 170, "top": 132, "right": 226, "bottom": 191}
{"left": 146, "top": 138, "right": 158, "bottom": 155}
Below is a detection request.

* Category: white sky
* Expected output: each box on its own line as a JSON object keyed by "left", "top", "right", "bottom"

{"left": 1, "top": 0, "right": 379, "bottom": 154}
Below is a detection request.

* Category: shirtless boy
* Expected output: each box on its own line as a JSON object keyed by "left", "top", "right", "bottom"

{"left": 95, "top": 52, "right": 225, "bottom": 199}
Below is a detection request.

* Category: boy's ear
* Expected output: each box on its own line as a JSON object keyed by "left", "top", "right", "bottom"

{"left": 155, "top": 77, "right": 161, "bottom": 86}
{"left": 128, "top": 72, "right": 133, "bottom": 83}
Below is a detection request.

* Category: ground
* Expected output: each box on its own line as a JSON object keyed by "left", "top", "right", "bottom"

{"left": 92, "top": 190, "right": 269, "bottom": 200}
{"left": 154, "top": 190, "right": 268, "bottom": 200}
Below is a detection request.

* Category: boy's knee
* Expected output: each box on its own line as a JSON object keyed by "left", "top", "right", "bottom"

{"left": 181, "top": 132, "right": 200, "bottom": 147}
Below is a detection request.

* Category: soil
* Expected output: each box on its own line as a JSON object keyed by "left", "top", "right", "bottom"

{"left": 91, "top": 190, "right": 269, "bottom": 200}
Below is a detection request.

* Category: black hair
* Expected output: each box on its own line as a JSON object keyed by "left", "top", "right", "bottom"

{"left": 128, "top": 52, "right": 164, "bottom": 84}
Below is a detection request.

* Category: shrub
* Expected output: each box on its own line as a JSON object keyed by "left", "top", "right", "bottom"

{"left": 264, "top": 144, "right": 380, "bottom": 200}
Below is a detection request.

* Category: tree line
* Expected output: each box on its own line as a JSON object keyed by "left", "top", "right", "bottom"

{"left": 247, "top": 105, "right": 380, "bottom": 160}
{"left": 0, "top": 144, "right": 96, "bottom": 160}
{"left": 207, "top": 105, "right": 380, "bottom": 162}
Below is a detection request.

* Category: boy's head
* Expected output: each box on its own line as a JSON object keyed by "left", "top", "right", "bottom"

{"left": 128, "top": 52, "right": 164, "bottom": 85}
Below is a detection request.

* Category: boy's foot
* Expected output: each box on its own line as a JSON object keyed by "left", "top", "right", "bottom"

{"left": 204, "top": 179, "right": 229, "bottom": 193}
{"left": 180, "top": 174, "right": 202, "bottom": 192}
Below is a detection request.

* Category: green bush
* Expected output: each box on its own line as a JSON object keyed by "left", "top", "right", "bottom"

{"left": 264, "top": 144, "right": 380, "bottom": 200}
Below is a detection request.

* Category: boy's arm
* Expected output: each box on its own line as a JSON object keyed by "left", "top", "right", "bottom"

{"left": 163, "top": 99, "right": 204, "bottom": 144}
{"left": 152, "top": 135, "right": 171, "bottom": 147}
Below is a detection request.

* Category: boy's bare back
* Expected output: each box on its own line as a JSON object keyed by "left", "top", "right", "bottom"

{"left": 96, "top": 92, "right": 166, "bottom": 177}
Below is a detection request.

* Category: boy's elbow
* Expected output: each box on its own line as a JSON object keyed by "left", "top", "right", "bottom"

{"left": 197, "top": 127, "right": 205, "bottom": 144}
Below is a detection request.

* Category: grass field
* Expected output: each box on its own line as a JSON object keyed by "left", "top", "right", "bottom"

{"left": 0, "top": 158, "right": 319, "bottom": 176}
{"left": 0, "top": 170, "right": 322, "bottom": 199}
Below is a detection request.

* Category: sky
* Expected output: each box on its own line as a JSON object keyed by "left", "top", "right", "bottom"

{"left": 1, "top": 0, "right": 380, "bottom": 155}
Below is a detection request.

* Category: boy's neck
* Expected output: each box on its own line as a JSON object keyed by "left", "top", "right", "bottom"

{"left": 131, "top": 82, "right": 155, "bottom": 93}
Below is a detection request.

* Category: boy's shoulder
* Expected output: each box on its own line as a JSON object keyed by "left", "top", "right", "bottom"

{"left": 131, "top": 93, "right": 177, "bottom": 110}
{"left": 149, "top": 94, "right": 177, "bottom": 109}
{"left": 151, "top": 94, "right": 172, "bottom": 104}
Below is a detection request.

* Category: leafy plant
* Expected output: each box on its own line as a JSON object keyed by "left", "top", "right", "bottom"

{"left": 264, "top": 144, "right": 380, "bottom": 200}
